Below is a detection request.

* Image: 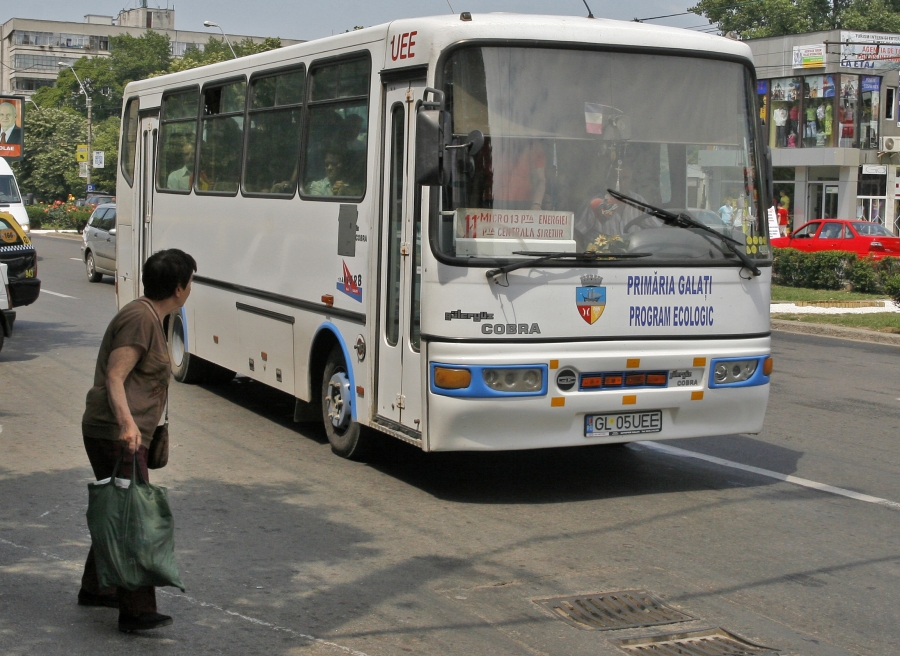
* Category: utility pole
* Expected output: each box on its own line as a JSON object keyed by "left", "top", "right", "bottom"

{"left": 59, "top": 62, "right": 92, "bottom": 187}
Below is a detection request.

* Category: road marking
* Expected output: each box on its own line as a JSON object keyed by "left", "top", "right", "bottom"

{"left": 70, "top": 258, "right": 82, "bottom": 261}
{"left": 637, "top": 441, "right": 900, "bottom": 511}
{"left": 41, "top": 289, "right": 77, "bottom": 299}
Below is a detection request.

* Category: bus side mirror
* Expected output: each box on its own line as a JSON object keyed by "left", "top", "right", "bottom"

{"left": 415, "top": 109, "right": 450, "bottom": 186}
{"left": 415, "top": 87, "right": 450, "bottom": 186}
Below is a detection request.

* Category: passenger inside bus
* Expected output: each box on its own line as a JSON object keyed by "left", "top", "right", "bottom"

{"left": 165, "top": 139, "right": 194, "bottom": 191}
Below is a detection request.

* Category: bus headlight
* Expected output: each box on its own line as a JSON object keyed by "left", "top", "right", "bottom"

{"left": 483, "top": 367, "right": 543, "bottom": 392}
{"left": 709, "top": 357, "right": 770, "bottom": 388}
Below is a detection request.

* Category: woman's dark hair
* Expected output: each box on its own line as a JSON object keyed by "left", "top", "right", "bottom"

{"left": 143, "top": 249, "right": 197, "bottom": 300}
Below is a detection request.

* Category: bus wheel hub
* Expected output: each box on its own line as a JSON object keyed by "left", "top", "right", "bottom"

{"left": 326, "top": 372, "right": 351, "bottom": 429}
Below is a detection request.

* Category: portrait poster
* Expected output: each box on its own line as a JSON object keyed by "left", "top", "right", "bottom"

{"left": 0, "top": 96, "right": 25, "bottom": 161}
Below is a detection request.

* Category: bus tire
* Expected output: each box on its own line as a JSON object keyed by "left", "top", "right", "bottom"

{"left": 321, "top": 346, "right": 370, "bottom": 459}
{"left": 85, "top": 252, "right": 103, "bottom": 282}
{"left": 168, "top": 311, "right": 207, "bottom": 384}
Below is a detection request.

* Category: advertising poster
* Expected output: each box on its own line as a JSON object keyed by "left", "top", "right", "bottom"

{"left": 840, "top": 31, "right": 900, "bottom": 69}
{"left": 792, "top": 44, "right": 826, "bottom": 69}
{"left": 0, "top": 96, "right": 25, "bottom": 161}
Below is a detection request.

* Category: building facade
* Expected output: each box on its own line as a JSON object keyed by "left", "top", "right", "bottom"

{"left": 748, "top": 30, "right": 900, "bottom": 235}
{"left": 1, "top": 7, "right": 301, "bottom": 98}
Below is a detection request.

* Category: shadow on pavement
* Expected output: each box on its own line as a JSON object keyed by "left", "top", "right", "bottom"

{"left": 0, "top": 320, "right": 101, "bottom": 363}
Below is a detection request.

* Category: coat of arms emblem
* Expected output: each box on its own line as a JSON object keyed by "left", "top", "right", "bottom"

{"left": 576, "top": 275, "right": 606, "bottom": 325}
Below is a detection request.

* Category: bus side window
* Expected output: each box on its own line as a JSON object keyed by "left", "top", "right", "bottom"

{"left": 302, "top": 56, "right": 370, "bottom": 200}
{"left": 157, "top": 87, "right": 200, "bottom": 193}
{"left": 244, "top": 67, "right": 306, "bottom": 196}
{"left": 197, "top": 79, "right": 247, "bottom": 195}
{"left": 120, "top": 98, "right": 139, "bottom": 187}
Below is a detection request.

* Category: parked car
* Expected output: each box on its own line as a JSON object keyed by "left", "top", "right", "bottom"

{"left": 75, "top": 192, "right": 115, "bottom": 207}
{"left": 82, "top": 203, "right": 116, "bottom": 282}
{"left": 0, "top": 157, "right": 29, "bottom": 232}
{"left": 0, "top": 262, "right": 14, "bottom": 353}
{"left": 0, "top": 211, "right": 40, "bottom": 307}
{"left": 771, "top": 219, "right": 900, "bottom": 260}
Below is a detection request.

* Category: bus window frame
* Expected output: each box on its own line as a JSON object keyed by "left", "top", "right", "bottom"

{"left": 156, "top": 84, "right": 201, "bottom": 195}
{"left": 428, "top": 40, "right": 772, "bottom": 271}
{"left": 119, "top": 97, "right": 139, "bottom": 187}
{"left": 298, "top": 50, "right": 372, "bottom": 204}
{"left": 241, "top": 62, "right": 307, "bottom": 200}
{"left": 195, "top": 75, "right": 248, "bottom": 198}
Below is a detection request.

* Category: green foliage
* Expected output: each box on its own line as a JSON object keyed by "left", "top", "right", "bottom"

{"left": 25, "top": 204, "right": 46, "bottom": 229}
{"left": 89, "top": 116, "right": 120, "bottom": 192}
{"left": 884, "top": 275, "right": 900, "bottom": 305}
{"left": 169, "top": 37, "right": 281, "bottom": 73}
{"left": 31, "top": 199, "right": 94, "bottom": 231}
{"left": 773, "top": 248, "right": 900, "bottom": 295}
{"left": 689, "top": 0, "right": 900, "bottom": 38}
{"left": 11, "top": 108, "right": 87, "bottom": 201}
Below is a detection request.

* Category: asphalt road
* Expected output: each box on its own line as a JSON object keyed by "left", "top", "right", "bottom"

{"left": 1, "top": 234, "right": 898, "bottom": 656}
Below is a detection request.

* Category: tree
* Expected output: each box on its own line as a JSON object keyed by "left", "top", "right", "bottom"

{"left": 168, "top": 37, "right": 282, "bottom": 73}
{"left": 689, "top": 0, "right": 900, "bottom": 39}
{"left": 11, "top": 108, "right": 87, "bottom": 201}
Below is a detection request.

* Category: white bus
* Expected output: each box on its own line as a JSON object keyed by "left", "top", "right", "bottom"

{"left": 116, "top": 13, "right": 774, "bottom": 458}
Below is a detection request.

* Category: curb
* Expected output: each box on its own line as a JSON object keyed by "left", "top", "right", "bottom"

{"left": 772, "top": 318, "right": 900, "bottom": 347}
{"left": 31, "top": 231, "right": 83, "bottom": 241}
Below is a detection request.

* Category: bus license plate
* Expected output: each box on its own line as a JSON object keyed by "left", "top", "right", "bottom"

{"left": 585, "top": 410, "right": 662, "bottom": 437}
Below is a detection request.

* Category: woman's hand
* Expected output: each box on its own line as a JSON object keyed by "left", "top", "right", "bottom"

{"left": 119, "top": 419, "right": 142, "bottom": 454}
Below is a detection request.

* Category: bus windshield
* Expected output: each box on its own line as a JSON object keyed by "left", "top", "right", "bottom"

{"left": 436, "top": 47, "right": 768, "bottom": 265}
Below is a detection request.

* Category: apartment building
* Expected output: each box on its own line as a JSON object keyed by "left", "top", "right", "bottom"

{"left": 1, "top": 6, "right": 301, "bottom": 98}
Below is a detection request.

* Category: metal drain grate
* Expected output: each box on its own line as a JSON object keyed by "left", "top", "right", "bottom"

{"left": 615, "top": 627, "right": 778, "bottom": 655}
{"left": 533, "top": 590, "right": 694, "bottom": 631}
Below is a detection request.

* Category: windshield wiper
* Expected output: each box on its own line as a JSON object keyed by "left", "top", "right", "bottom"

{"left": 485, "top": 250, "right": 651, "bottom": 281}
{"left": 607, "top": 189, "right": 762, "bottom": 277}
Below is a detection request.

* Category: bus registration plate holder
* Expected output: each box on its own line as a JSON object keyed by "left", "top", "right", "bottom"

{"left": 585, "top": 410, "right": 662, "bottom": 438}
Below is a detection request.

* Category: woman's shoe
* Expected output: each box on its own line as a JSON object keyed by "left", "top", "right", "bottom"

{"left": 118, "top": 612, "right": 173, "bottom": 632}
{"left": 77, "top": 590, "right": 119, "bottom": 608}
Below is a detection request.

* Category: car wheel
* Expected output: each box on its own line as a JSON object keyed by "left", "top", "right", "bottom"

{"left": 321, "top": 346, "right": 372, "bottom": 459}
{"left": 168, "top": 311, "right": 207, "bottom": 384}
{"left": 85, "top": 252, "right": 102, "bottom": 282}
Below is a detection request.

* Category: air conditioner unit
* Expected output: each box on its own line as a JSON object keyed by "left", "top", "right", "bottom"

{"left": 880, "top": 137, "right": 900, "bottom": 152}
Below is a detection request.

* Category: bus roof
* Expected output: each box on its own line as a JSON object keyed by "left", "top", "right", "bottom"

{"left": 123, "top": 13, "right": 752, "bottom": 99}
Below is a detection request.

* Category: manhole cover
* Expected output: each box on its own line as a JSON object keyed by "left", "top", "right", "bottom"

{"left": 615, "top": 627, "right": 778, "bottom": 655}
{"left": 533, "top": 590, "right": 694, "bottom": 631}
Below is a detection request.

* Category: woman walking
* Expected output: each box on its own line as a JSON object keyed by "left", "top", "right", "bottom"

{"left": 78, "top": 249, "right": 196, "bottom": 633}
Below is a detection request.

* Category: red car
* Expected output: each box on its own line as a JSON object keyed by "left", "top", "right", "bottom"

{"left": 771, "top": 219, "right": 900, "bottom": 259}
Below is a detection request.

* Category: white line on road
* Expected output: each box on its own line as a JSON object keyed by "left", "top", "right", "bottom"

{"left": 637, "top": 441, "right": 900, "bottom": 511}
{"left": 70, "top": 258, "right": 82, "bottom": 261}
{"left": 41, "top": 290, "right": 77, "bottom": 299}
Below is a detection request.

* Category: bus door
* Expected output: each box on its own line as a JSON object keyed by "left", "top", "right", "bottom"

{"left": 376, "top": 80, "right": 426, "bottom": 431}
{"left": 133, "top": 111, "right": 158, "bottom": 301}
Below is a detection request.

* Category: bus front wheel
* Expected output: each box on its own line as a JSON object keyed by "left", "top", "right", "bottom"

{"left": 168, "top": 311, "right": 207, "bottom": 384}
{"left": 321, "top": 347, "right": 370, "bottom": 459}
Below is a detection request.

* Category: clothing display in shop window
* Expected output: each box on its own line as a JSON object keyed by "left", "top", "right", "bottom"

{"left": 773, "top": 107, "right": 788, "bottom": 147}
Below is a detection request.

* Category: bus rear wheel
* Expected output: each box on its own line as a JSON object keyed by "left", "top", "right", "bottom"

{"left": 168, "top": 311, "right": 207, "bottom": 384}
{"left": 321, "top": 346, "right": 370, "bottom": 459}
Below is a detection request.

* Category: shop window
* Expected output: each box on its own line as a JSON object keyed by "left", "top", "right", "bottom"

{"left": 769, "top": 77, "right": 801, "bottom": 148}
{"left": 802, "top": 75, "right": 835, "bottom": 148}
{"left": 838, "top": 75, "right": 858, "bottom": 148}
{"left": 886, "top": 88, "right": 895, "bottom": 121}
{"left": 773, "top": 167, "right": 795, "bottom": 181}
{"left": 757, "top": 80, "right": 769, "bottom": 145}
{"left": 860, "top": 76, "right": 880, "bottom": 150}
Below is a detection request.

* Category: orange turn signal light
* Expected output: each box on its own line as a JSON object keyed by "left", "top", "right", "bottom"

{"left": 763, "top": 356, "right": 773, "bottom": 376}
{"left": 625, "top": 374, "right": 646, "bottom": 387}
{"left": 646, "top": 373, "right": 667, "bottom": 386}
{"left": 434, "top": 367, "right": 472, "bottom": 390}
{"left": 582, "top": 376, "right": 603, "bottom": 388}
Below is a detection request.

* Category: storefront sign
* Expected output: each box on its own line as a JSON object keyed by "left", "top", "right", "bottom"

{"left": 793, "top": 44, "right": 826, "bottom": 69}
{"left": 862, "top": 165, "right": 887, "bottom": 175}
{"left": 757, "top": 80, "right": 768, "bottom": 95}
{"left": 861, "top": 76, "right": 881, "bottom": 92}
{"left": 840, "top": 31, "right": 900, "bottom": 69}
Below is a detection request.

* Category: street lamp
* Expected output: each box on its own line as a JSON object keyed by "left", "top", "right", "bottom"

{"left": 58, "top": 61, "right": 93, "bottom": 188}
{"left": 203, "top": 21, "right": 237, "bottom": 59}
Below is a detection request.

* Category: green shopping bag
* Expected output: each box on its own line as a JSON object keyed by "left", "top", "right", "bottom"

{"left": 86, "top": 456, "right": 185, "bottom": 592}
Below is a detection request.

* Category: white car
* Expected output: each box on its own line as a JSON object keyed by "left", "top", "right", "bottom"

{"left": 0, "top": 158, "right": 29, "bottom": 233}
